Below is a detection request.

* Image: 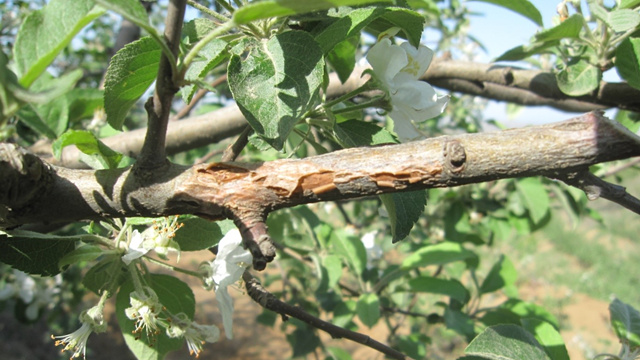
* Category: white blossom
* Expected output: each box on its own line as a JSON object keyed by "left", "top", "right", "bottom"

{"left": 121, "top": 230, "right": 149, "bottom": 265}
{"left": 0, "top": 270, "right": 62, "bottom": 321}
{"left": 204, "top": 229, "right": 252, "bottom": 339}
{"left": 367, "top": 37, "right": 449, "bottom": 141}
{"left": 361, "top": 231, "right": 382, "bottom": 269}
{"left": 121, "top": 217, "right": 183, "bottom": 264}
{"left": 52, "top": 304, "right": 106, "bottom": 359}
{"left": 166, "top": 313, "right": 220, "bottom": 358}
{"left": 125, "top": 287, "right": 163, "bottom": 337}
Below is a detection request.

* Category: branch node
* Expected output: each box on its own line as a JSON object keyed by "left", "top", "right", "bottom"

{"left": 234, "top": 218, "right": 276, "bottom": 271}
{"left": 443, "top": 139, "right": 467, "bottom": 172}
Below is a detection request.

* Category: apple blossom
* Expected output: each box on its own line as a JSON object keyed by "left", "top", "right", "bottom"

{"left": 52, "top": 304, "right": 106, "bottom": 359}
{"left": 366, "top": 37, "right": 449, "bottom": 141}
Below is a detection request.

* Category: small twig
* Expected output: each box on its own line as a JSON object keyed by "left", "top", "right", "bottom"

{"left": 601, "top": 157, "right": 640, "bottom": 178}
{"left": 137, "top": 0, "right": 187, "bottom": 169}
{"left": 553, "top": 170, "right": 640, "bottom": 215}
{"left": 221, "top": 125, "right": 251, "bottom": 162}
{"left": 242, "top": 271, "right": 411, "bottom": 360}
{"left": 172, "top": 74, "right": 228, "bottom": 120}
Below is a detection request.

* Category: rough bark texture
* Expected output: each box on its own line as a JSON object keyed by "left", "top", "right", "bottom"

{"left": 3, "top": 112, "right": 639, "bottom": 230}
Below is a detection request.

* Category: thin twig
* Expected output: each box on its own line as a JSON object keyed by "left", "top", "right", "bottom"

{"left": 221, "top": 125, "right": 251, "bottom": 162}
{"left": 553, "top": 170, "right": 640, "bottom": 215}
{"left": 137, "top": 0, "right": 187, "bottom": 169}
{"left": 242, "top": 271, "right": 412, "bottom": 360}
{"left": 601, "top": 157, "right": 640, "bottom": 178}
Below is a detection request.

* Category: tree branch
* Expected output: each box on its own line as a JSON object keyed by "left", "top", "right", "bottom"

{"left": 242, "top": 271, "right": 411, "bottom": 360}
{"left": 137, "top": 0, "right": 186, "bottom": 169}
{"left": 3, "top": 112, "right": 639, "bottom": 231}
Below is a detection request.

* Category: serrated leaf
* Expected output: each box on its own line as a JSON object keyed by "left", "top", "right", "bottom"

{"left": 380, "top": 191, "right": 426, "bottom": 243}
{"left": 173, "top": 218, "right": 234, "bottom": 251}
{"left": 228, "top": 31, "right": 324, "bottom": 150}
{"left": 479, "top": 254, "right": 517, "bottom": 294}
{"left": 521, "top": 318, "right": 570, "bottom": 360}
{"left": 469, "top": 0, "right": 542, "bottom": 26}
{"left": 58, "top": 244, "right": 104, "bottom": 268}
{"left": 13, "top": 0, "right": 103, "bottom": 87}
{"left": 83, "top": 256, "right": 127, "bottom": 295}
{"left": 53, "top": 130, "right": 123, "bottom": 169}
{"left": 556, "top": 59, "right": 601, "bottom": 96}
{"left": 535, "top": 14, "right": 584, "bottom": 42}
{"left": 103, "top": 36, "right": 160, "bottom": 130}
{"left": 401, "top": 241, "right": 477, "bottom": 270}
{"left": 327, "top": 35, "right": 359, "bottom": 83}
{"left": 116, "top": 274, "right": 195, "bottom": 360}
{"left": 609, "top": 298, "right": 640, "bottom": 347}
{"left": 183, "top": 18, "right": 218, "bottom": 43}
{"left": 516, "top": 177, "right": 550, "bottom": 224}
{"left": 608, "top": 9, "right": 640, "bottom": 32}
{"left": 356, "top": 293, "right": 380, "bottom": 328}
{"left": 408, "top": 276, "right": 470, "bottom": 303}
{"left": 334, "top": 119, "right": 398, "bottom": 147}
{"left": 233, "top": 0, "right": 394, "bottom": 25}
{"left": 465, "top": 325, "right": 551, "bottom": 360}
{"left": 0, "top": 233, "right": 75, "bottom": 276}
{"left": 616, "top": 37, "right": 640, "bottom": 90}
{"left": 331, "top": 230, "right": 367, "bottom": 277}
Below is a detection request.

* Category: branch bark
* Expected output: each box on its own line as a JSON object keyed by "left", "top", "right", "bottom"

{"left": 3, "top": 112, "right": 639, "bottom": 229}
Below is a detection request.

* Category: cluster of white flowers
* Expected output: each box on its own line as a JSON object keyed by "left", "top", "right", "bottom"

{"left": 366, "top": 35, "right": 449, "bottom": 141}
{"left": 121, "top": 217, "right": 183, "bottom": 265}
{"left": 0, "top": 269, "right": 62, "bottom": 320}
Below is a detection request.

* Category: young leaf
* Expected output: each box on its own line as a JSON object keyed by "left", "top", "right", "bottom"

{"left": 380, "top": 191, "right": 427, "bottom": 243}
{"left": 521, "top": 318, "right": 570, "bottom": 360}
{"left": 356, "top": 293, "right": 380, "bottom": 328}
{"left": 609, "top": 298, "right": 640, "bottom": 347}
{"left": 233, "top": 0, "right": 394, "bottom": 25}
{"left": 616, "top": 37, "right": 640, "bottom": 90}
{"left": 228, "top": 31, "right": 324, "bottom": 150}
{"left": 495, "top": 40, "right": 559, "bottom": 62}
{"left": 465, "top": 324, "right": 551, "bottom": 360}
{"left": 479, "top": 254, "right": 517, "bottom": 295}
{"left": 103, "top": 37, "right": 161, "bottom": 130}
{"left": 173, "top": 218, "right": 235, "bottom": 251}
{"left": 365, "top": 8, "right": 426, "bottom": 47}
{"left": 333, "top": 119, "right": 397, "bottom": 148}
{"left": 53, "top": 130, "right": 123, "bottom": 170}
{"left": 314, "top": 7, "right": 386, "bottom": 53}
{"left": 332, "top": 230, "right": 367, "bottom": 277}
{"left": 327, "top": 35, "right": 360, "bottom": 83}
{"left": 116, "top": 274, "right": 195, "bottom": 360}
{"left": 556, "top": 59, "right": 601, "bottom": 97}
{"left": 408, "top": 276, "right": 470, "bottom": 303}
{"left": 516, "top": 178, "right": 550, "bottom": 225}
{"left": 469, "top": 0, "right": 542, "bottom": 26}
{"left": 82, "top": 256, "right": 128, "bottom": 295}
{"left": 58, "top": 244, "right": 104, "bottom": 268}
{"left": 401, "top": 241, "right": 477, "bottom": 270}
{"left": 13, "top": 0, "right": 103, "bottom": 87}
{"left": 607, "top": 9, "right": 640, "bottom": 32}
{"left": 534, "top": 14, "right": 583, "bottom": 42}
{"left": 620, "top": 0, "right": 640, "bottom": 9}
{"left": 0, "top": 232, "right": 75, "bottom": 276}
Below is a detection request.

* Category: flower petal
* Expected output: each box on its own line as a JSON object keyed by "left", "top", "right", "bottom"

{"left": 400, "top": 42, "right": 434, "bottom": 78}
{"left": 367, "top": 38, "right": 409, "bottom": 87}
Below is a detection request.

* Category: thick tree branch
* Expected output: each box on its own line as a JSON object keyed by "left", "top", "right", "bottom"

{"left": 137, "top": 0, "right": 186, "bottom": 169}
{"left": 242, "top": 271, "right": 410, "bottom": 360}
{"left": 3, "top": 112, "right": 639, "bottom": 232}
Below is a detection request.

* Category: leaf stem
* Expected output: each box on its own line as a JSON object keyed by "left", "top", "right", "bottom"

{"left": 144, "top": 256, "right": 203, "bottom": 278}
{"left": 187, "top": 0, "right": 230, "bottom": 23}
{"left": 182, "top": 20, "right": 236, "bottom": 71}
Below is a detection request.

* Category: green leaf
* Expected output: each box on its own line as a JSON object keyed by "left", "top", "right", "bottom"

{"left": 182, "top": 38, "right": 228, "bottom": 103}
{"left": 356, "top": 293, "right": 380, "bottom": 328}
{"left": 499, "top": 299, "right": 559, "bottom": 328}
{"left": 13, "top": 0, "right": 102, "bottom": 87}
{"left": 616, "top": 37, "right": 640, "bottom": 90}
{"left": 67, "top": 88, "right": 104, "bottom": 124}
{"left": 233, "top": 0, "right": 394, "bottom": 25}
{"left": 495, "top": 41, "right": 559, "bottom": 62}
{"left": 331, "top": 230, "right": 367, "bottom": 277}
{"left": 321, "top": 255, "right": 343, "bottom": 290}
{"left": 82, "top": 255, "right": 128, "bottom": 295}
{"left": 333, "top": 119, "right": 397, "bottom": 147}
{"left": 521, "top": 319, "right": 570, "bottom": 360}
{"left": 58, "top": 244, "right": 103, "bottom": 268}
{"left": 95, "top": 0, "right": 156, "bottom": 39}
{"left": 408, "top": 276, "right": 470, "bottom": 303}
{"left": 0, "top": 232, "right": 75, "bottom": 276}
{"left": 53, "top": 130, "right": 123, "bottom": 169}
{"left": 332, "top": 300, "right": 357, "bottom": 328}
{"left": 315, "top": 7, "right": 386, "bottom": 53}
{"left": 228, "top": 31, "right": 324, "bottom": 150}
{"left": 103, "top": 36, "right": 160, "bottom": 130}
{"left": 327, "top": 36, "right": 359, "bottom": 83}
{"left": 173, "top": 218, "right": 235, "bottom": 251}
{"left": 401, "top": 241, "right": 477, "bottom": 270}
{"left": 445, "top": 308, "right": 476, "bottom": 338}
{"left": 535, "top": 14, "right": 584, "bottom": 42}
{"left": 287, "top": 327, "right": 322, "bottom": 357}
{"left": 116, "top": 274, "right": 195, "bottom": 360}
{"left": 380, "top": 191, "right": 426, "bottom": 243}
{"left": 368, "top": 8, "right": 426, "bottom": 47}
{"left": 469, "top": 0, "right": 542, "bottom": 26}
{"left": 556, "top": 59, "right": 601, "bottom": 96}
{"left": 607, "top": 9, "right": 640, "bottom": 32}
{"left": 326, "top": 346, "right": 354, "bottom": 360}
{"left": 620, "top": 0, "right": 640, "bottom": 9}
{"left": 609, "top": 298, "right": 640, "bottom": 347}
{"left": 479, "top": 255, "right": 517, "bottom": 295}
{"left": 516, "top": 178, "right": 550, "bottom": 224}
{"left": 465, "top": 325, "right": 551, "bottom": 360}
